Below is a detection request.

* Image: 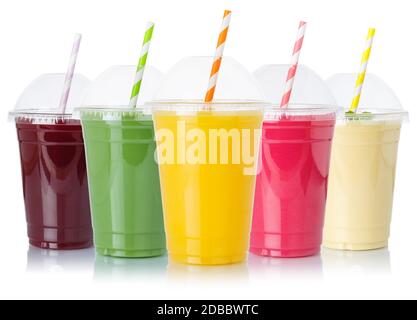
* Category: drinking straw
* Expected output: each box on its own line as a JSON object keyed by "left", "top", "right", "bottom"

{"left": 204, "top": 10, "right": 232, "bottom": 106}
{"left": 349, "top": 28, "right": 376, "bottom": 113}
{"left": 280, "top": 21, "right": 307, "bottom": 109}
{"left": 129, "top": 22, "right": 155, "bottom": 108}
{"left": 59, "top": 33, "right": 82, "bottom": 113}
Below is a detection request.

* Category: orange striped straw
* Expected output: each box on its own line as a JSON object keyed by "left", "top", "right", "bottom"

{"left": 204, "top": 10, "right": 232, "bottom": 106}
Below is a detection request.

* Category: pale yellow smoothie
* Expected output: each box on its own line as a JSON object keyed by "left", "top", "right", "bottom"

{"left": 324, "top": 121, "right": 401, "bottom": 250}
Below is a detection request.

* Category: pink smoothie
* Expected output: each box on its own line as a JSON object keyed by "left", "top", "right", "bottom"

{"left": 250, "top": 114, "right": 336, "bottom": 258}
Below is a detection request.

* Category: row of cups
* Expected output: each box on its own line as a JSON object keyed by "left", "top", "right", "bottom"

{"left": 9, "top": 57, "right": 408, "bottom": 265}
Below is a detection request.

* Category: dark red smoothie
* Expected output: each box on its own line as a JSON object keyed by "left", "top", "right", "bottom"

{"left": 16, "top": 119, "right": 92, "bottom": 250}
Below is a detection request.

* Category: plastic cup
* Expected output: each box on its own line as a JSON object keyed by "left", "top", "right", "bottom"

{"left": 150, "top": 101, "right": 265, "bottom": 265}
{"left": 250, "top": 105, "right": 338, "bottom": 258}
{"left": 79, "top": 108, "right": 166, "bottom": 258}
{"left": 323, "top": 74, "right": 408, "bottom": 251}
{"left": 250, "top": 64, "right": 339, "bottom": 258}
{"left": 77, "top": 65, "right": 165, "bottom": 258}
{"left": 12, "top": 115, "right": 93, "bottom": 249}
{"left": 324, "top": 111, "right": 406, "bottom": 250}
{"left": 10, "top": 74, "right": 93, "bottom": 250}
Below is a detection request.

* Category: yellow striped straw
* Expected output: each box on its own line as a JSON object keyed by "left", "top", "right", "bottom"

{"left": 350, "top": 28, "right": 376, "bottom": 113}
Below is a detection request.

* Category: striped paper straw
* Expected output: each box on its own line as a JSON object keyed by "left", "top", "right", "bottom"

{"left": 204, "top": 10, "right": 232, "bottom": 105}
{"left": 130, "top": 22, "right": 155, "bottom": 108}
{"left": 349, "top": 28, "right": 376, "bottom": 113}
{"left": 59, "top": 33, "right": 82, "bottom": 113}
{"left": 280, "top": 21, "right": 307, "bottom": 109}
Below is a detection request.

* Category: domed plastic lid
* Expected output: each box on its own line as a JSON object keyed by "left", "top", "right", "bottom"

{"left": 327, "top": 73, "right": 409, "bottom": 122}
{"left": 152, "top": 56, "right": 265, "bottom": 102}
{"left": 253, "top": 64, "right": 340, "bottom": 120}
{"left": 76, "top": 65, "right": 163, "bottom": 120}
{"left": 9, "top": 73, "right": 91, "bottom": 124}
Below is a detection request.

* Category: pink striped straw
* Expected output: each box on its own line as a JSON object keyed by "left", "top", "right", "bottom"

{"left": 280, "top": 21, "right": 307, "bottom": 108}
{"left": 59, "top": 33, "right": 82, "bottom": 114}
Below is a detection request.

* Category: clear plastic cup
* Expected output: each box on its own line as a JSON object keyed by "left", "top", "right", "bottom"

{"left": 150, "top": 101, "right": 265, "bottom": 265}
{"left": 149, "top": 56, "right": 266, "bottom": 265}
{"left": 251, "top": 105, "right": 338, "bottom": 258}
{"left": 324, "top": 74, "right": 408, "bottom": 251}
{"left": 9, "top": 74, "right": 93, "bottom": 250}
{"left": 77, "top": 66, "right": 166, "bottom": 258}
{"left": 250, "top": 65, "right": 339, "bottom": 258}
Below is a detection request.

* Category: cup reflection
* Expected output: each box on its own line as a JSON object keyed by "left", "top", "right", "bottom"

{"left": 26, "top": 246, "right": 95, "bottom": 273}
{"left": 167, "top": 261, "right": 249, "bottom": 284}
{"left": 322, "top": 248, "right": 391, "bottom": 275}
{"left": 247, "top": 253, "right": 323, "bottom": 280}
{"left": 94, "top": 254, "right": 168, "bottom": 280}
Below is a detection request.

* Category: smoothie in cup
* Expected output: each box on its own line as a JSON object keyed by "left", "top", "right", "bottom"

{"left": 324, "top": 73, "right": 408, "bottom": 251}
{"left": 80, "top": 108, "right": 165, "bottom": 258}
{"left": 78, "top": 65, "right": 165, "bottom": 258}
{"left": 9, "top": 74, "right": 93, "bottom": 249}
{"left": 250, "top": 105, "right": 337, "bottom": 258}
{"left": 151, "top": 101, "right": 264, "bottom": 265}
{"left": 250, "top": 65, "right": 339, "bottom": 258}
{"left": 324, "top": 111, "right": 406, "bottom": 250}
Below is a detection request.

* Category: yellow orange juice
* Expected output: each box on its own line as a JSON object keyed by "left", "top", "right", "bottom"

{"left": 153, "top": 104, "right": 263, "bottom": 265}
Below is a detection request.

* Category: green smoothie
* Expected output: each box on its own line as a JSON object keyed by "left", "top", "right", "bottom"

{"left": 80, "top": 109, "right": 165, "bottom": 258}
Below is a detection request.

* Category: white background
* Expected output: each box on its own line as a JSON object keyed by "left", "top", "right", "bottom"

{"left": 0, "top": 0, "right": 416, "bottom": 300}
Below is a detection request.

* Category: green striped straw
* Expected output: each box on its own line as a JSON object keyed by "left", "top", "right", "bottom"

{"left": 129, "top": 22, "right": 155, "bottom": 108}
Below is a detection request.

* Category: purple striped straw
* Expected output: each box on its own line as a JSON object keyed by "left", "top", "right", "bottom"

{"left": 59, "top": 33, "right": 82, "bottom": 114}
